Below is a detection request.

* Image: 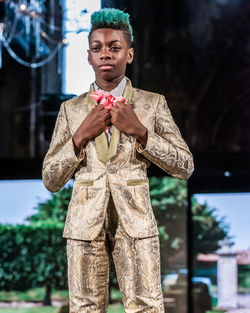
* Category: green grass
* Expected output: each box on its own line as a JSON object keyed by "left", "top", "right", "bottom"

{"left": 0, "top": 308, "right": 58, "bottom": 313}
{"left": 0, "top": 288, "right": 124, "bottom": 313}
{"left": 211, "top": 296, "right": 217, "bottom": 308}
{"left": 0, "top": 304, "right": 124, "bottom": 313}
{"left": 0, "top": 288, "right": 68, "bottom": 302}
{"left": 108, "top": 304, "right": 124, "bottom": 313}
{"left": 110, "top": 288, "right": 122, "bottom": 301}
{"left": 206, "top": 311, "right": 226, "bottom": 313}
{"left": 0, "top": 288, "right": 120, "bottom": 302}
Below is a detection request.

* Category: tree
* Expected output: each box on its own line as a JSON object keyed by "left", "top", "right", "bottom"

{"left": 0, "top": 224, "right": 36, "bottom": 291}
{"left": 191, "top": 197, "right": 229, "bottom": 258}
{"left": 149, "top": 177, "right": 230, "bottom": 273}
{"left": 30, "top": 220, "right": 67, "bottom": 305}
{"left": 26, "top": 186, "right": 72, "bottom": 224}
{"left": 0, "top": 222, "right": 66, "bottom": 305}
{"left": 0, "top": 181, "right": 230, "bottom": 304}
{"left": 150, "top": 176, "right": 189, "bottom": 273}
{"left": 24, "top": 186, "right": 73, "bottom": 305}
{"left": 0, "top": 187, "right": 72, "bottom": 304}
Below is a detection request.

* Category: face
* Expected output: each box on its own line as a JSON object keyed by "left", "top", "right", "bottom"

{"left": 88, "top": 28, "right": 134, "bottom": 82}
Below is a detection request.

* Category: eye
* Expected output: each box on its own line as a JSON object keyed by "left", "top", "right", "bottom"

{"left": 110, "top": 46, "right": 121, "bottom": 51}
{"left": 91, "top": 46, "right": 100, "bottom": 52}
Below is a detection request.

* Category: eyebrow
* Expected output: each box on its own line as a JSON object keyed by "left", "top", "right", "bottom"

{"left": 91, "top": 40, "right": 121, "bottom": 44}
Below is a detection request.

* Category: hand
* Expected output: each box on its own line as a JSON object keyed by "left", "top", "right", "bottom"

{"left": 110, "top": 100, "right": 148, "bottom": 145}
{"left": 73, "top": 104, "right": 111, "bottom": 149}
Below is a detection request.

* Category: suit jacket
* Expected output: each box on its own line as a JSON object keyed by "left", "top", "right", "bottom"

{"left": 42, "top": 78, "right": 194, "bottom": 240}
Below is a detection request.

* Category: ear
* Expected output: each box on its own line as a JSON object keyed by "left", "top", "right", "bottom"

{"left": 87, "top": 50, "right": 92, "bottom": 65}
{"left": 127, "top": 47, "right": 134, "bottom": 64}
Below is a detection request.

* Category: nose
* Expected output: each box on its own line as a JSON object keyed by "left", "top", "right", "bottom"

{"left": 100, "top": 47, "right": 111, "bottom": 60}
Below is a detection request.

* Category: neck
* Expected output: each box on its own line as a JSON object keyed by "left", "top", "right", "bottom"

{"left": 95, "top": 75, "right": 124, "bottom": 92}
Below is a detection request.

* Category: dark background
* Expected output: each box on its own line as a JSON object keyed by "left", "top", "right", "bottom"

{"left": 0, "top": 0, "right": 250, "bottom": 190}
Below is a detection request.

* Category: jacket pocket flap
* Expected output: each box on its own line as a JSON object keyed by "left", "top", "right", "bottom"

{"left": 75, "top": 180, "right": 94, "bottom": 187}
{"left": 127, "top": 179, "right": 148, "bottom": 186}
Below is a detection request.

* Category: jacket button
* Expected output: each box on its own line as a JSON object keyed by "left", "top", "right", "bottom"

{"left": 107, "top": 166, "right": 117, "bottom": 174}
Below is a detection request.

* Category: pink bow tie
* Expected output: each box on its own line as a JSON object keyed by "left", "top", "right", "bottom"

{"left": 90, "top": 90, "right": 125, "bottom": 133}
{"left": 90, "top": 90, "right": 125, "bottom": 110}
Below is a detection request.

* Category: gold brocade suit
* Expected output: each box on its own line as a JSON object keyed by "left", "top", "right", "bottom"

{"left": 42, "top": 78, "right": 194, "bottom": 242}
{"left": 42, "top": 77, "right": 194, "bottom": 312}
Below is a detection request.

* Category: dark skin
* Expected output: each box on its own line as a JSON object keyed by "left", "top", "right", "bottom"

{"left": 72, "top": 28, "right": 147, "bottom": 152}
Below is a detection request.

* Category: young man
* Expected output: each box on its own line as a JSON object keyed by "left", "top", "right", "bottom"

{"left": 42, "top": 8, "right": 194, "bottom": 313}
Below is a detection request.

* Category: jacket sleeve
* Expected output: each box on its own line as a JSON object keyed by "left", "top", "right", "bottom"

{"left": 42, "top": 101, "right": 85, "bottom": 193}
{"left": 136, "top": 94, "right": 194, "bottom": 180}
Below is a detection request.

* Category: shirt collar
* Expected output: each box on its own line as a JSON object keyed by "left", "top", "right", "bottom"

{"left": 93, "top": 76, "right": 127, "bottom": 97}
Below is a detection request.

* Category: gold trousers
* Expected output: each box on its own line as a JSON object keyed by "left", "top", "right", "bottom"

{"left": 66, "top": 196, "right": 164, "bottom": 313}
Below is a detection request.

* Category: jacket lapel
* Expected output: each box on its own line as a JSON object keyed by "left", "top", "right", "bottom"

{"left": 87, "top": 77, "right": 133, "bottom": 163}
{"left": 106, "top": 77, "right": 133, "bottom": 162}
{"left": 87, "top": 83, "right": 109, "bottom": 163}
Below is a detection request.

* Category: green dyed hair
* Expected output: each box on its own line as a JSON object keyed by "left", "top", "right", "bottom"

{"left": 88, "top": 8, "right": 134, "bottom": 47}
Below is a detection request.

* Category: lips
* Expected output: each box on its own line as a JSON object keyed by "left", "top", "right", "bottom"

{"left": 99, "top": 64, "right": 114, "bottom": 70}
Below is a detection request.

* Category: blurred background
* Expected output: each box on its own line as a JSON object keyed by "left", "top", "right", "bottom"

{"left": 0, "top": 0, "right": 250, "bottom": 312}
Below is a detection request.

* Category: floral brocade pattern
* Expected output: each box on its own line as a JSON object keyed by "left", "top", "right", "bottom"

{"left": 67, "top": 196, "right": 164, "bottom": 313}
{"left": 42, "top": 78, "right": 194, "bottom": 312}
{"left": 42, "top": 78, "right": 194, "bottom": 241}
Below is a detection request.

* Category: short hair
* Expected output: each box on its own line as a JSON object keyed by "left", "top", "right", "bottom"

{"left": 88, "top": 8, "right": 134, "bottom": 47}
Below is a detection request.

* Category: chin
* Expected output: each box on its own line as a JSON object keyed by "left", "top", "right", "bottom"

{"left": 100, "top": 72, "right": 119, "bottom": 81}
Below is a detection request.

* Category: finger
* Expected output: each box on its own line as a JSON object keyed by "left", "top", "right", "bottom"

{"left": 111, "top": 105, "right": 119, "bottom": 111}
{"left": 92, "top": 102, "right": 100, "bottom": 110}
{"left": 104, "top": 108, "right": 111, "bottom": 114}
{"left": 114, "top": 101, "right": 124, "bottom": 108}
{"left": 116, "top": 101, "right": 128, "bottom": 109}
{"left": 104, "top": 113, "right": 111, "bottom": 121}
{"left": 105, "top": 118, "right": 111, "bottom": 126}
{"left": 121, "top": 99, "right": 130, "bottom": 107}
{"left": 110, "top": 116, "right": 117, "bottom": 127}
{"left": 102, "top": 109, "right": 110, "bottom": 116}
{"left": 115, "top": 97, "right": 125, "bottom": 104}
{"left": 96, "top": 104, "right": 106, "bottom": 111}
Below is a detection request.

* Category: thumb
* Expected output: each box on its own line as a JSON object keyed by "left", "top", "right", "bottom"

{"left": 114, "top": 96, "right": 125, "bottom": 104}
